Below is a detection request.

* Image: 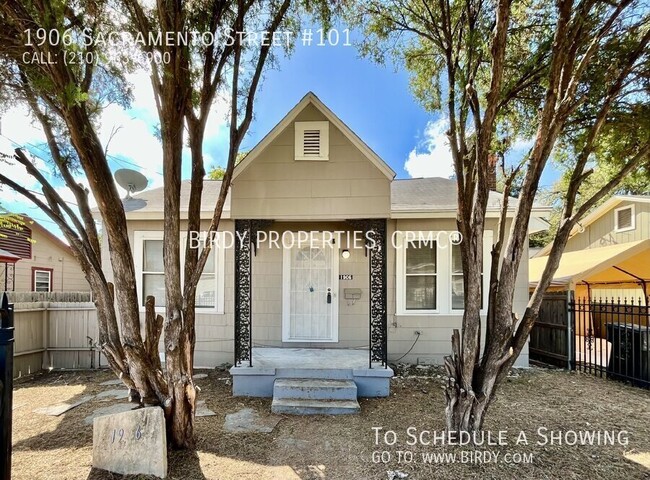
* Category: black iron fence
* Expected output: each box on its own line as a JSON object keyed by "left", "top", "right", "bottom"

{"left": 570, "top": 296, "right": 649, "bottom": 389}
{"left": 0, "top": 293, "right": 14, "bottom": 479}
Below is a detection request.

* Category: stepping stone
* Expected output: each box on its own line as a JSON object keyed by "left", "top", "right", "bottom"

{"left": 224, "top": 408, "right": 280, "bottom": 433}
{"left": 99, "top": 379, "right": 123, "bottom": 386}
{"left": 33, "top": 395, "right": 94, "bottom": 416}
{"left": 95, "top": 389, "right": 128, "bottom": 400}
{"left": 279, "top": 437, "right": 309, "bottom": 449}
{"left": 195, "top": 400, "right": 216, "bottom": 417}
{"left": 192, "top": 373, "right": 208, "bottom": 380}
{"left": 84, "top": 403, "right": 136, "bottom": 425}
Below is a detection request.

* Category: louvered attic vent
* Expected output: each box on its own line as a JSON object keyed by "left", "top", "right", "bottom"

{"left": 295, "top": 121, "right": 329, "bottom": 160}
{"left": 614, "top": 205, "right": 635, "bottom": 232}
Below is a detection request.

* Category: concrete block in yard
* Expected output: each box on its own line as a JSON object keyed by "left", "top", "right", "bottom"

{"left": 92, "top": 406, "right": 167, "bottom": 479}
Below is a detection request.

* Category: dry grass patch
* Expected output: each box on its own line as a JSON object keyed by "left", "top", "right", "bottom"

{"left": 11, "top": 366, "right": 650, "bottom": 480}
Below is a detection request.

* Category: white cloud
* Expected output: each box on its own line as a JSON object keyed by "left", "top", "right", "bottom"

{"left": 404, "top": 118, "right": 455, "bottom": 179}
{"left": 510, "top": 136, "right": 535, "bottom": 152}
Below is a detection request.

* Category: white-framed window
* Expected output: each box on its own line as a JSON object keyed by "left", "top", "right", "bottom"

{"left": 396, "top": 231, "right": 492, "bottom": 315}
{"left": 133, "top": 231, "right": 225, "bottom": 314}
{"left": 404, "top": 240, "right": 438, "bottom": 312}
{"left": 294, "top": 121, "right": 329, "bottom": 160}
{"left": 450, "top": 243, "right": 484, "bottom": 310}
{"left": 33, "top": 269, "right": 52, "bottom": 292}
{"left": 614, "top": 204, "right": 635, "bottom": 232}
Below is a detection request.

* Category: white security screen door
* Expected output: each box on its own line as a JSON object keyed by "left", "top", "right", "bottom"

{"left": 283, "top": 238, "right": 339, "bottom": 342}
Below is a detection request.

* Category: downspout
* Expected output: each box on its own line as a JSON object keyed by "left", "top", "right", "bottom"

{"left": 612, "top": 265, "right": 648, "bottom": 306}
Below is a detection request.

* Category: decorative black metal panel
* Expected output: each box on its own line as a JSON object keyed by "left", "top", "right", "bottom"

{"left": 234, "top": 220, "right": 252, "bottom": 367}
{"left": 349, "top": 219, "right": 388, "bottom": 368}
{"left": 234, "top": 220, "right": 273, "bottom": 367}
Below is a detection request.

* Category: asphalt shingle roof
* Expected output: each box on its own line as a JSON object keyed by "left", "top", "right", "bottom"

{"left": 121, "top": 177, "right": 522, "bottom": 215}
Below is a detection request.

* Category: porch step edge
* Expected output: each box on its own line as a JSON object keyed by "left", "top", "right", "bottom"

{"left": 273, "top": 378, "right": 357, "bottom": 400}
{"left": 271, "top": 398, "right": 361, "bottom": 415}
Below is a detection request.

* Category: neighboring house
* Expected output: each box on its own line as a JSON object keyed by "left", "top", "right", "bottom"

{"left": 100, "top": 92, "right": 547, "bottom": 407}
{"left": 530, "top": 195, "right": 650, "bottom": 300}
{"left": 0, "top": 217, "right": 90, "bottom": 293}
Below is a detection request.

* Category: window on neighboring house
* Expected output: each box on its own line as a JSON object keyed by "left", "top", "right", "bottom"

{"left": 142, "top": 239, "right": 165, "bottom": 307}
{"left": 134, "top": 232, "right": 224, "bottom": 312}
{"left": 33, "top": 269, "right": 52, "bottom": 292}
{"left": 614, "top": 205, "right": 635, "bottom": 232}
{"left": 294, "top": 121, "right": 329, "bottom": 160}
{"left": 404, "top": 240, "right": 437, "bottom": 311}
{"left": 451, "top": 244, "right": 483, "bottom": 310}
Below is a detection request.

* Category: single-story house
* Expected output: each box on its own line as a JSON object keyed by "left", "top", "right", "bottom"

{"left": 100, "top": 93, "right": 547, "bottom": 411}
{"left": 530, "top": 195, "right": 650, "bottom": 300}
{"left": 529, "top": 196, "right": 649, "bottom": 374}
{"left": 0, "top": 216, "right": 90, "bottom": 293}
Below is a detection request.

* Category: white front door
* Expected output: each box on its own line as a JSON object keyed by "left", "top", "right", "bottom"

{"left": 283, "top": 238, "right": 339, "bottom": 342}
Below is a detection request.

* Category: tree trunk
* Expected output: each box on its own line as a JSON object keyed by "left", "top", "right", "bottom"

{"left": 444, "top": 330, "right": 504, "bottom": 432}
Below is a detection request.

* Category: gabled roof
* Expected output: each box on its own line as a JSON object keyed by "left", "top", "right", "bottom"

{"left": 535, "top": 194, "right": 650, "bottom": 257}
{"left": 233, "top": 92, "right": 396, "bottom": 181}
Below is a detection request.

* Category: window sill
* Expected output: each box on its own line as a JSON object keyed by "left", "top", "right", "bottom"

{"left": 395, "top": 310, "right": 487, "bottom": 316}
{"left": 614, "top": 226, "right": 635, "bottom": 233}
{"left": 139, "top": 307, "right": 226, "bottom": 316}
{"left": 396, "top": 310, "right": 439, "bottom": 316}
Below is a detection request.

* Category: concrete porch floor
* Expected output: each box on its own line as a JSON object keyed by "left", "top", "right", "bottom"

{"left": 230, "top": 347, "right": 393, "bottom": 398}
{"left": 251, "top": 347, "right": 381, "bottom": 370}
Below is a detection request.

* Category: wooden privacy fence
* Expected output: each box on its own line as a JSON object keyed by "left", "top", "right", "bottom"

{"left": 12, "top": 301, "right": 104, "bottom": 378}
{"left": 529, "top": 292, "right": 570, "bottom": 368}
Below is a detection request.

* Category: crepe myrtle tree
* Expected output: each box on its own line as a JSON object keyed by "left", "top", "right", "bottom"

{"left": 0, "top": 0, "right": 331, "bottom": 448}
{"left": 356, "top": 0, "right": 650, "bottom": 431}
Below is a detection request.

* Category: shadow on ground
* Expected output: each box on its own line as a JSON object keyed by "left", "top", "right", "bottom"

{"left": 11, "top": 367, "right": 650, "bottom": 480}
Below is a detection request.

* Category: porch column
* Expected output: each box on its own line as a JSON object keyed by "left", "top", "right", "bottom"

{"left": 349, "top": 219, "right": 388, "bottom": 368}
{"left": 367, "top": 219, "right": 388, "bottom": 368}
{"left": 234, "top": 220, "right": 253, "bottom": 367}
{"left": 233, "top": 220, "right": 274, "bottom": 367}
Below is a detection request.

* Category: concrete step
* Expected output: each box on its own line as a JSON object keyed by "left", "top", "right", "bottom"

{"left": 273, "top": 379, "right": 358, "bottom": 401}
{"left": 271, "top": 398, "right": 361, "bottom": 415}
{"left": 275, "top": 368, "right": 354, "bottom": 380}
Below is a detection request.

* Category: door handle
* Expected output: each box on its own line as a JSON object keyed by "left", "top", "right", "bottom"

{"left": 327, "top": 288, "right": 332, "bottom": 304}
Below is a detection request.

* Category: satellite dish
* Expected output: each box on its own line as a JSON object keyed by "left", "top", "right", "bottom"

{"left": 114, "top": 169, "right": 148, "bottom": 199}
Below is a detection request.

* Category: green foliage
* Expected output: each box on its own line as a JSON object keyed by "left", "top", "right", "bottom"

{"left": 207, "top": 150, "right": 248, "bottom": 179}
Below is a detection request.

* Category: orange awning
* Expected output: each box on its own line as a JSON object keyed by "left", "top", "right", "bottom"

{"left": 529, "top": 239, "right": 650, "bottom": 288}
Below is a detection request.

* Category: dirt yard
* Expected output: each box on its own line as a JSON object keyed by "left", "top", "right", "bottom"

{"left": 11, "top": 366, "right": 650, "bottom": 480}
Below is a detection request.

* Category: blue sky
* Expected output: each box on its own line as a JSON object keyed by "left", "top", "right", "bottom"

{"left": 0, "top": 26, "right": 560, "bottom": 237}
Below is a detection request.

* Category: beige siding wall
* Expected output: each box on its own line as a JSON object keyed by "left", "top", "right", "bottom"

{"left": 108, "top": 215, "right": 531, "bottom": 368}
{"left": 231, "top": 104, "right": 391, "bottom": 220}
{"left": 564, "top": 200, "right": 650, "bottom": 252}
{"left": 101, "top": 219, "right": 236, "bottom": 367}
{"left": 11, "top": 228, "right": 89, "bottom": 292}
{"left": 251, "top": 222, "right": 370, "bottom": 349}
{"left": 386, "top": 218, "right": 529, "bottom": 367}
